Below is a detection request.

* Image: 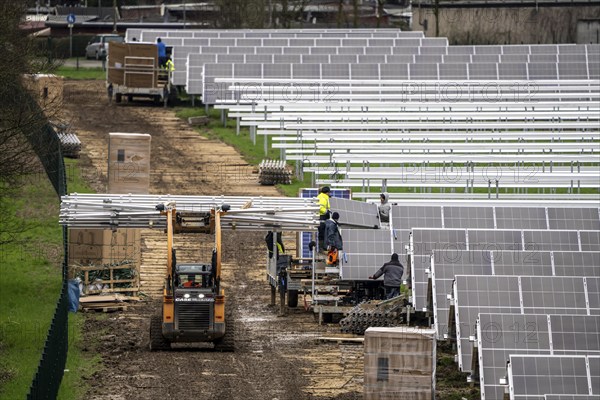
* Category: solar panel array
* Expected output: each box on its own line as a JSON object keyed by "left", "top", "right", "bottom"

{"left": 508, "top": 355, "right": 600, "bottom": 399}
{"left": 477, "top": 314, "right": 600, "bottom": 400}
{"left": 453, "top": 276, "right": 600, "bottom": 374}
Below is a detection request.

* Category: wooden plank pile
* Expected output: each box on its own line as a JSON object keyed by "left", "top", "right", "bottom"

{"left": 258, "top": 159, "right": 292, "bottom": 185}
{"left": 79, "top": 294, "right": 139, "bottom": 312}
{"left": 74, "top": 260, "right": 140, "bottom": 296}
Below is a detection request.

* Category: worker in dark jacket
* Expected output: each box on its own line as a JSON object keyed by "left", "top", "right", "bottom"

{"left": 325, "top": 212, "right": 343, "bottom": 251}
{"left": 265, "top": 231, "right": 285, "bottom": 259}
{"left": 369, "top": 253, "right": 404, "bottom": 299}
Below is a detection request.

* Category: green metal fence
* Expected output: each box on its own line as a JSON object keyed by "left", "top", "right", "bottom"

{"left": 22, "top": 92, "right": 70, "bottom": 400}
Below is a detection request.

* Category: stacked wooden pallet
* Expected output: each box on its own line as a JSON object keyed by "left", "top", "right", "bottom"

{"left": 258, "top": 159, "right": 292, "bottom": 185}
{"left": 79, "top": 294, "right": 139, "bottom": 312}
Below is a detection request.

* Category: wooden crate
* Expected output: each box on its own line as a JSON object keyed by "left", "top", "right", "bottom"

{"left": 75, "top": 263, "right": 139, "bottom": 295}
{"left": 364, "top": 327, "right": 436, "bottom": 400}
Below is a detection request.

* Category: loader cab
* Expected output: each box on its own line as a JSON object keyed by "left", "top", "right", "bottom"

{"left": 174, "top": 263, "right": 215, "bottom": 292}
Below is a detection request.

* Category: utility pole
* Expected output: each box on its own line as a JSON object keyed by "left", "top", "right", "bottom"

{"left": 113, "top": 0, "right": 117, "bottom": 33}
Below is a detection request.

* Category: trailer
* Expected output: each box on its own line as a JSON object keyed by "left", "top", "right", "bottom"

{"left": 106, "top": 42, "right": 176, "bottom": 105}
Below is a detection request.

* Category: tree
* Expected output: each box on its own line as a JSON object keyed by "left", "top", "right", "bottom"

{"left": 0, "top": 0, "right": 61, "bottom": 245}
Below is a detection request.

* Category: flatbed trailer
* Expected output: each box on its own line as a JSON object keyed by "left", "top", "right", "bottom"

{"left": 106, "top": 42, "right": 175, "bottom": 105}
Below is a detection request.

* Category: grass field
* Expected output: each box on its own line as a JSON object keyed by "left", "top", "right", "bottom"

{"left": 0, "top": 159, "right": 98, "bottom": 399}
{"left": 55, "top": 66, "right": 105, "bottom": 80}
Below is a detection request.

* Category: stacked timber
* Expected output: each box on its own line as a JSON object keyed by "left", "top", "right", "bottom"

{"left": 258, "top": 159, "right": 292, "bottom": 185}
{"left": 79, "top": 294, "right": 138, "bottom": 312}
{"left": 364, "top": 327, "right": 436, "bottom": 400}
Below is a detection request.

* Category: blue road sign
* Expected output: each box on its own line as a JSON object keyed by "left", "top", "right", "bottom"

{"left": 67, "top": 13, "right": 76, "bottom": 24}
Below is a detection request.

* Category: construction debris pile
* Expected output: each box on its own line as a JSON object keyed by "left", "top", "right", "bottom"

{"left": 258, "top": 159, "right": 293, "bottom": 185}
{"left": 339, "top": 295, "right": 407, "bottom": 335}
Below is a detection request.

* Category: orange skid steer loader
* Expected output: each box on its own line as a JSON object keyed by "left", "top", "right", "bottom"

{"left": 149, "top": 203, "right": 234, "bottom": 351}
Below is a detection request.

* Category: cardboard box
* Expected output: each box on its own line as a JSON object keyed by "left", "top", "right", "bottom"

{"left": 364, "top": 327, "right": 436, "bottom": 400}
{"left": 107, "top": 133, "right": 151, "bottom": 194}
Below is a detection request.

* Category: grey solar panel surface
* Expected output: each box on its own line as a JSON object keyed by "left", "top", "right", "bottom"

{"left": 478, "top": 314, "right": 600, "bottom": 400}
{"left": 329, "top": 198, "right": 381, "bottom": 228}
{"left": 580, "top": 231, "right": 600, "bottom": 252}
{"left": 548, "top": 208, "right": 600, "bottom": 231}
{"left": 339, "top": 229, "right": 393, "bottom": 280}
{"left": 496, "top": 207, "right": 548, "bottom": 230}
{"left": 429, "top": 248, "right": 598, "bottom": 341}
{"left": 411, "top": 229, "right": 467, "bottom": 310}
{"left": 508, "top": 355, "right": 599, "bottom": 399}
{"left": 456, "top": 276, "right": 600, "bottom": 372}
{"left": 545, "top": 396, "right": 600, "bottom": 400}
{"left": 443, "top": 206, "right": 494, "bottom": 229}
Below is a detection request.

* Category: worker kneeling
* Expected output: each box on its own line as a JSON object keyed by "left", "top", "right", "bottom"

{"left": 369, "top": 253, "right": 404, "bottom": 299}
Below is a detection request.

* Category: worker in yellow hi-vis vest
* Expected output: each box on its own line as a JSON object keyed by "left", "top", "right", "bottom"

{"left": 317, "top": 186, "right": 331, "bottom": 251}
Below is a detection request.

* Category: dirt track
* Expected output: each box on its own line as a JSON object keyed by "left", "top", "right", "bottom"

{"left": 62, "top": 81, "right": 363, "bottom": 400}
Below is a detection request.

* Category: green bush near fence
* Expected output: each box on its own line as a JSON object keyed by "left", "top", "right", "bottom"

{"left": 34, "top": 35, "right": 94, "bottom": 59}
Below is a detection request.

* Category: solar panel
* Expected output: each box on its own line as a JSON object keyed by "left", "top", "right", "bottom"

{"left": 431, "top": 249, "right": 491, "bottom": 339}
{"left": 329, "top": 197, "right": 381, "bottom": 229}
{"left": 477, "top": 314, "right": 600, "bottom": 400}
{"left": 438, "top": 63, "right": 469, "bottom": 79}
{"left": 453, "top": 276, "right": 599, "bottom": 372}
{"left": 411, "top": 229, "right": 467, "bottom": 310}
{"left": 545, "top": 396, "right": 600, "bottom": 400}
{"left": 340, "top": 229, "right": 394, "bottom": 280}
{"left": 410, "top": 63, "right": 438, "bottom": 79}
{"left": 392, "top": 206, "right": 443, "bottom": 230}
{"left": 468, "top": 230, "right": 522, "bottom": 251}
{"left": 495, "top": 207, "right": 548, "bottom": 230}
{"left": 580, "top": 231, "right": 600, "bottom": 252}
{"left": 469, "top": 63, "right": 498, "bottom": 79}
{"left": 548, "top": 208, "right": 600, "bottom": 231}
{"left": 508, "top": 355, "right": 598, "bottom": 399}
{"left": 443, "top": 206, "right": 494, "bottom": 229}
{"left": 498, "top": 63, "right": 528, "bottom": 79}
{"left": 553, "top": 252, "right": 600, "bottom": 276}
{"left": 379, "top": 64, "right": 409, "bottom": 79}
{"left": 522, "top": 230, "right": 580, "bottom": 252}
{"left": 529, "top": 63, "right": 559, "bottom": 79}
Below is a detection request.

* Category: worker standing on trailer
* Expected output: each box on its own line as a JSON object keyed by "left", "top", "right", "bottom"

{"left": 317, "top": 186, "right": 331, "bottom": 251}
{"left": 378, "top": 192, "right": 391, "bottom": 223}
{"left": 165, "top": 56, "right": 174, "bottom": 72}
{"left": 265, "top": 231, "right": 285, "bottom": 259}
{"left": 369, "top": 253, "right": 404, "bottom": 299}
{"left": 325, "top": 212, "right": 343, "bottom": 265}
{"left": 156, "top": 37, "right": 167, "bottom": 67}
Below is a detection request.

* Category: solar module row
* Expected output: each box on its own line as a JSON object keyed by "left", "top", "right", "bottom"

{"left": 453, "top": 276, "right": 600, "bottom": 373}
{"left": 478, "top": 314, "right": 600, "bottom": 400}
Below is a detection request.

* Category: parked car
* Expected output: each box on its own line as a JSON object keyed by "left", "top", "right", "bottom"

{"left": 85, "top": 34, "right": 124, "bottom": 60}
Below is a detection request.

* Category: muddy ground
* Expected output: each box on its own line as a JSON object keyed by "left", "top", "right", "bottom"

{"left": 62, "top": 81, "right": 364, "bottom": 400}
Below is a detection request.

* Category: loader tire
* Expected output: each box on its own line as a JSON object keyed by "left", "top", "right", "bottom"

{"left": 149, "top": 315, "right": 170, "bottom": 351}
{"left": 214, "top": 302, "right": 235, "bottom": 352}
{"left": 287, "top": 290, "right": 299, "bottom": 308}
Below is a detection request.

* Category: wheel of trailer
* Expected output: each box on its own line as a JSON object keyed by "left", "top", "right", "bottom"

{"left": 214, "top": 301, "right": 235, "bottom": 352}
{"left": 287, "top": 290, "right": 299, "bottom": 308}
{"left": 149, "top": 315, "right": 170, "bottom": 351}
{"left": 115, "top": 93, "right": 122, "bottom": 104}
